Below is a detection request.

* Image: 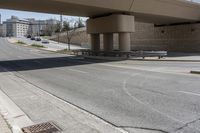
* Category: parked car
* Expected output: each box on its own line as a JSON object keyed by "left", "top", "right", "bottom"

{"left": 42, "top": 40, "right": 49, "bottom": 44}
{"left": 27, "top": 35, "right": 31, "bottom": 38}
{"left": 31, "top": 37, "right": 36, "bottom": 40}
{"left": 35, "top": 37, "right": 41, "bottom": 41}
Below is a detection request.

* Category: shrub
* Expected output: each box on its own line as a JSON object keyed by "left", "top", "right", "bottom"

{"left": 31, "top": 44, "right": 45, "bottom": 48}
{"left": 17, "top": 41, "right": 26, "bottom": 44}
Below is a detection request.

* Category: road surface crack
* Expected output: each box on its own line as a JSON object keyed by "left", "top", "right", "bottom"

{"left": 118, "top": 126, "right": 169, "bottom": 133}
{"left": 174, "top": 118, "right": 200, "bottom": 132}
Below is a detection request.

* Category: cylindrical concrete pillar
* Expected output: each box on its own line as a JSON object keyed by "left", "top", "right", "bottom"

{"left": 103, "top": 33, "right": 113, "bottom": 52}
{"left": 90, "top": 34, "right": 100, "bottom": 51}
{"left": 119, "top": 33, "right": 131, "bottom": 52}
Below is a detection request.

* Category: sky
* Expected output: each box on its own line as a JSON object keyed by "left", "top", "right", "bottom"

{"left": 0, "top": 9, "right": 86, "bottom": 23}
{"left": 192, "top": 0, "right": 200, "bottom": 2}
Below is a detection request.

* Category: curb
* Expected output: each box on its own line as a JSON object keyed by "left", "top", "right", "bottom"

{"left": 0, "top": 89, "right": 34, "bottom": 133}
{"left": 83, "top": 56, "right": 200, "bottom": 62}
{"left": 130, "top": 58, "right": 200, "bottom": 62}
{"left": 0, "top": 114, "right": 12, "bottom": 133}
{"left": 83, "top": 56, "right": 127, "bottom": 61}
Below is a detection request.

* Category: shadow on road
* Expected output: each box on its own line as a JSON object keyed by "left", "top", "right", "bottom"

{"left": 0, "top": 56, "right": 121, "bottom": 72}
{"left": 167, "top": 52, "right": 200, "bottom": 57}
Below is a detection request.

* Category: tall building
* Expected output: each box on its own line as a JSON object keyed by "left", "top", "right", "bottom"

{"left": 2, "top": 16, "right": 59, "bottom": 37}
{"left": 28, "top": 19, "right": 59, "bottom": 36}
{"left": 0, "top": 24, "right": 3, "bottom": 37}
{"left": 2, "top": 23, "right": 7, "bottom": 37}
{"left": 3, "top": 16, "right": 29, "bottom": 37}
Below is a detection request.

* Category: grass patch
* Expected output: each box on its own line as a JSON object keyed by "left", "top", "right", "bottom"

{"left": 42, "top": 36, "right": 50, "bottom": 39}
{"left": 57, "top": 49, "right": 71, "bottom": 54}
{"left": 31, "top": 44, "right": 45, "bottom": 48}
{"left": 17, "top": 40, "right": 26, "bottom": 45}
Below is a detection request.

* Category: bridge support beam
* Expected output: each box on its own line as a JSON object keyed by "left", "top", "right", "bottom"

{"left": 87, "top": 14, "right": 135, "bottom": 53}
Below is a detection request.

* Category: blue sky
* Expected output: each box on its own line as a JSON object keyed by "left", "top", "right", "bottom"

{"left": 0, "top": 9, "right": 83, "bottom": 22}
{"left": 193, "top": 0, "right": 200, "bottom": 2}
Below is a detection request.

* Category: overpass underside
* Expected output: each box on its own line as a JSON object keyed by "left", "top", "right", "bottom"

{"left": 0, "top": 0, "right": 200, "bottom": 52}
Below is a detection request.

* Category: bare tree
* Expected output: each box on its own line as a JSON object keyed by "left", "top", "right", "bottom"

{"left": 45, "top": 23, "right": 56, "bottom": 36}
{"left": 62, "top": 18, "right": 85, "bottom": 50}
{"left": 77, "top": 17, "right": 85, "bottom": 28}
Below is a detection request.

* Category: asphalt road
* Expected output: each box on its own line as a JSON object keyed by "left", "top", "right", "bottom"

{"left": 1, "top": 38, "right": 200, "bottom": 133}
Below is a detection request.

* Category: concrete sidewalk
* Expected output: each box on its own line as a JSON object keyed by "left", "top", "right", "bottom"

{"left": 0, "top": 114, "right": 12, "bottom": 133}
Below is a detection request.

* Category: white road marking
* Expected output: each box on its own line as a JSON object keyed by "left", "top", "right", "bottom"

{"left": 122, "top": 78, "right": 185, "bottom": 124}
{"left": 68, "top": 69, "right": 88, "bottom": 74}
{"left": 122, "top": 73, "right": 200, "bottom": 131}
{"left": 178, "top": 91, "right": 200, "bottom": 97}
{"left": 100, "top": 63, "right": 200, "bottom": 77}
{"left": 17, "top": 56, "right": 22, "bottom": 58}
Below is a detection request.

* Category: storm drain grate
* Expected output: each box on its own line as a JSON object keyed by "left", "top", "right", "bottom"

{"left": 22, "top": 121, "right": 62, "bottom": 133}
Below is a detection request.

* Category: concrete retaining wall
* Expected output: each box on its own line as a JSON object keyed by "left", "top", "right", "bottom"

{"left": 51, "top": 22, "right": 200, "bottom": 52}
{"left": 131, "top": 22, "right": 200, "bottom": 52}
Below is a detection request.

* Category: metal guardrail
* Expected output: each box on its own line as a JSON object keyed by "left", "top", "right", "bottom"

{"left": 133, "top": 51, "right": 168, "bottom": 59}
{"left": 71, "top": 50, "right": 132, "bottom": 58}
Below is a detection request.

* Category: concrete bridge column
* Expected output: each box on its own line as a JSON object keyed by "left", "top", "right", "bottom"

{"left": 119, "top": 33, "right": 131, "bottom": 52}
{"left": 90, "top": 33, "right": 100, "bottom": 51}
{"left": 103, "top": 33, "right": 113, "bottom": 52}
{"left": 87, "top": 14, "right": 135, "bottom": 53}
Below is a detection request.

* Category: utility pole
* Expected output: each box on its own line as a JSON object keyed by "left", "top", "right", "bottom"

{"left": 60, "top": 14, "right": 63, "bottom": 30}
{"left": 38, "top": 20, "right": 41, "bottom": 36}
{"left": 58, "top": 14, "right": 63, "bottom": 44}
{"left": 0, "top": 14, "right": 1, "bottom": 24}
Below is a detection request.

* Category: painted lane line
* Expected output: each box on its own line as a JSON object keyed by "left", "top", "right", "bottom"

{"left": 17, "top": 56, "right": 22, "bottom": 58}
{"left": 68, "top": 69, "right": 88, "bottom": 74}
{"left": 122, "top": 79, "right": 185, "bottom": 125}
{"left": 178, "top": 91, "right": 200, "bottom": 97}
{"left": 100, "top": 63, "right": 200, "bottom": 77}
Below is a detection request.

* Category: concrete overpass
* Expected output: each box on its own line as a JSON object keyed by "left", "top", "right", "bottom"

{"left": 0, "top": 0, "right": 200, "bottom": 52}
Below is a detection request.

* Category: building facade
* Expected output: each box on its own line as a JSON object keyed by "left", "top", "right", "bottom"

{"left": 2, "top": 16, "right": 59, "bottom": 37}
{"left": 28, "top": 18, "right": 59, "bottom": 36}
{"left": 3, "top": 16, "right": 29, "bottom": 37}
{"left": 0, "top": 24, "right": 3, "bottom": 37}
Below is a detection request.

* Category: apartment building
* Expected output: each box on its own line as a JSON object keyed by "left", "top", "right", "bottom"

{"left": 0, "top": 24, "right": 2, "bottom": 37}
{"left": 2, "top": 16, "right": 59, "bottom": 37}
{"left": 3, "top": 16, "right": 29, "bottom": 37}
{"left": 28, "top": 18, "right": 59, "bottom": 36}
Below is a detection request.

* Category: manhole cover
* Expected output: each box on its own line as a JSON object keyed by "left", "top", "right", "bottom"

{"left": 22, "top": 121, "right": 62, "bottom": 133}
